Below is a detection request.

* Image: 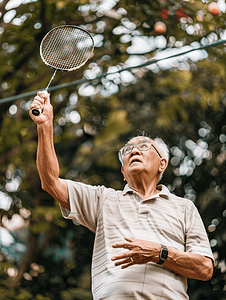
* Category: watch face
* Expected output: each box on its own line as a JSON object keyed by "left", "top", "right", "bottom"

{"left": 157, "top": 245, "right": 168, "bottom": 264}
{"left": 162, "top": 247, "right": 168, "bottom": 260}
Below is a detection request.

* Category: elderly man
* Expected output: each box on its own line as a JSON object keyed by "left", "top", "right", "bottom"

{"left": 30, "top": 91, "right": 214, "bottom": 300}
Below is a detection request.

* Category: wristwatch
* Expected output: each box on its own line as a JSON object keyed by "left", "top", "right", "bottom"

{"left": 157, "top": 245, "right": 168, "bottom": 265}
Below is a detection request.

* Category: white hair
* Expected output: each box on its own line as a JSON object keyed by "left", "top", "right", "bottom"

{"left": 153, "top": 137, "right": 169, "bottom": 162}
{"left": 153, "top": 137, "right": 169, "bottom": 182}
{"left": 118, "top": 134, "right": 169, "bottom": 182}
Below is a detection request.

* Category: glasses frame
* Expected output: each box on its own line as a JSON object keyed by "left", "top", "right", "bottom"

{"left": 119, "top": 141, "right": 162, "bottom": 162}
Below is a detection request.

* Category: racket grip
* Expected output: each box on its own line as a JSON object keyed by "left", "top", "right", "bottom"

{"left": 31, "top": 90, "right": 47, "bottom": 115}
{"left": 32, "top": 108, "right": 42, "bottom": 116}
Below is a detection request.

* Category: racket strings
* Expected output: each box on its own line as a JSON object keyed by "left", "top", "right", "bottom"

{"left": 45, "top": 29, "right": 88, "bottom": 67}
{"left": 41, "top": 26, "right": 93, "bottom": 71}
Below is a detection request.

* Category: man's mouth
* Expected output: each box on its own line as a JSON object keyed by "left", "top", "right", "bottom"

{"left": 130, "top": 159, "right": 142, "bottom": 165}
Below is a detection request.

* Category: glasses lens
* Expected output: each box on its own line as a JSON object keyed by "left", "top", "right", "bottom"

{"left": 122, "top": 145, "right": 133, "bottom": 155}
{"left": 137, "top": 142, "right": 151, "bottom": 151}
{"left": 121, "top": 142, "right": 152, "bottom": 157}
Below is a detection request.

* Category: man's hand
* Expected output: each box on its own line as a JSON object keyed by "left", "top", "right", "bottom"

{"left": 29, "top": 91, "right": 53, "bottom": 125}
{"left": 111, "top": 238, "right": 213, "bottom": 280}
{"left": 111, "top": 237, "right": 161, "bottom": 269}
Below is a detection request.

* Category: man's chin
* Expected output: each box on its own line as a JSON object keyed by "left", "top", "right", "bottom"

{"left": 129, "top": 164, "right": 143, "bottom": 172}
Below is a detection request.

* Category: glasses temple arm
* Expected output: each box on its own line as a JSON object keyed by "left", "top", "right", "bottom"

{"left": 152, "top": 145, "right": 162, "bottom": 158}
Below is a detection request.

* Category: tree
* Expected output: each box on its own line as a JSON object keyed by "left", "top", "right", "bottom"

{"left": 0, "top": 0, "right": 226, "bottom": 299}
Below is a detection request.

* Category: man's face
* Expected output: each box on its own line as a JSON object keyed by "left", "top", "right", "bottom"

{"left": 120, "top": 137, "right": 164, "bottom": 182}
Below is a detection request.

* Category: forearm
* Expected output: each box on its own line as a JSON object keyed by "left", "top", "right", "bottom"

{"left": 30, "top": 91, "right": 69, "bottom": 209}
{"left": 164, "top": 246, "right": 213, "bottom": 281}
{"left": 112, "top": 238, "right": 213, "bottom": 281}
{"left": 37, "top": 120, "right": 60, "bottom": 192}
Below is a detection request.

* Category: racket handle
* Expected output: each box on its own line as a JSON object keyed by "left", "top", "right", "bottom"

{"left": 32, "top": 108, "right": 42, "bottom": 116}
{"left": 31, "top": 90, "right": 48, "bottom": 115}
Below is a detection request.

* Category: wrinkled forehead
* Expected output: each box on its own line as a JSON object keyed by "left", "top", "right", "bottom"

{"left": 126, "top": 136, "right": 153, "bottom": 146}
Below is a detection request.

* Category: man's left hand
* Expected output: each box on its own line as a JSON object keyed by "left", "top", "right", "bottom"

{"left": 111, "top": 237, "right": 161, "bottom": 269}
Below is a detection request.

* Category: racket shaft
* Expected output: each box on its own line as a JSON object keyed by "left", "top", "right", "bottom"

{"left": 46, "top": 69, "right": 57, "bottom": 90}
{"left": 31, "top": 70, "right": 57, "bottom": 116}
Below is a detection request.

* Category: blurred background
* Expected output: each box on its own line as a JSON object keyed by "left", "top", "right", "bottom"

{"left": 0, "top": 0, "right": 226, "bottom": 299}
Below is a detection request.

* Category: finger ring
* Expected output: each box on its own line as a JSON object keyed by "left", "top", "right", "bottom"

{"left": 130, "top": 257, "right": 133, "bottom": 263}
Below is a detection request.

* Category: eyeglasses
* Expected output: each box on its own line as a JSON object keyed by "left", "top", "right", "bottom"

{"left": 119, "top": 141, "right": 162, "bottom": 161}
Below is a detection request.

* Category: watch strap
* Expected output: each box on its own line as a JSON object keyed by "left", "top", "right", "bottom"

{"left": 157, "top": 245, "right": 168, "bottom": 265}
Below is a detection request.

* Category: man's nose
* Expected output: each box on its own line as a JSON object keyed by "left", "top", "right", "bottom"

{"left": 131, "top": 146, "right": 141, "bottom": 155}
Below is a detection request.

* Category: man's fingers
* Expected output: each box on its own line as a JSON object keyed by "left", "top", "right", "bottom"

{"left": 36, "top": 91, "right": 50, "bottom": 105}
{"left": 111, "top": 253, "right": 124, "bottom": 261}
{"left": 112, "top": 237, "right": 134, "bottom": 247}
{"left": 112, "top": 243, "right": 123, "bottom": 248}
{"left": 30, "top": 91, "right": 51, "bottom": 115}
{"left": 111, "top": 250, "right": 134, "bottom": 261}
{"left": 29, "top": 91, "right": 53, "bottom": 124}
{"left": 32, "top": 94, "right": 44, "bottom": 113}
{"left": 31, "top": 99, "right": 43, "bottom": 107}
{"left": 41, "top": 91, "right": 50, "bottom": 105}
{"left": 112, "top": 243, "right": 132, "bottom": 249}
{"left": 124, "top": 237, "right": 134, "bottom": 243}
{"left": 44, "top": 92, "right": 51, "bottom": 105}
{"left": 33, "top": 97, "right": 44, "bottom": 106}
{"left": 113, "top": 258, "right": 127, "bottom": 265}
{"left": 113, "top": 257, "right": 133, "bottom": 268}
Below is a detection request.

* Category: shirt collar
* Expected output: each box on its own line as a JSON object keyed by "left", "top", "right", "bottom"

{"left": 122, "top": 183, "right": 170, "bottom": 200}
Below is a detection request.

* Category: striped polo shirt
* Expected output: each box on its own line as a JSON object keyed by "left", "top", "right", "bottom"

{"left": 60, "top": 180, "right": 214, "bottom": 300}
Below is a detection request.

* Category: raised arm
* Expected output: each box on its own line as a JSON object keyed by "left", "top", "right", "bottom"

{"left": 29, "top": 91, "right": 70, "bottom": 210}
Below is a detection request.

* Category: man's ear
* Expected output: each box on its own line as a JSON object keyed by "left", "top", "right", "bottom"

{"left": 159, "top": 158, "right": 168, "bottom": 173}
{"left": 121, "top": 166, "right": 126, "bottom": 181}
{"left": 121, "top": 166, "right": 124, "bottom": 176}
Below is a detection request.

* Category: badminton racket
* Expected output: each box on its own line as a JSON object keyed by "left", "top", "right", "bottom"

{"left": 32, "top": 25, "right": 94, "bottom": 116}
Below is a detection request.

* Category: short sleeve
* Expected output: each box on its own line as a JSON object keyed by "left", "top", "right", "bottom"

{"left": 60, "top": 180, "right": 107, "bottom": 233}
{"left": 185, "top": 203, "right": 214, "bottom": 261}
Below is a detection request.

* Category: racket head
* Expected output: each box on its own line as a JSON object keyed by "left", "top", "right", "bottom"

{"left": 40, "top": 25, "right": 94, "bottom": 72}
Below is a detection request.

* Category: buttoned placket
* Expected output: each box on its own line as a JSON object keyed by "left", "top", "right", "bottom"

{"left": 133, "top": 193, "right": 161, "bottom": 216}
